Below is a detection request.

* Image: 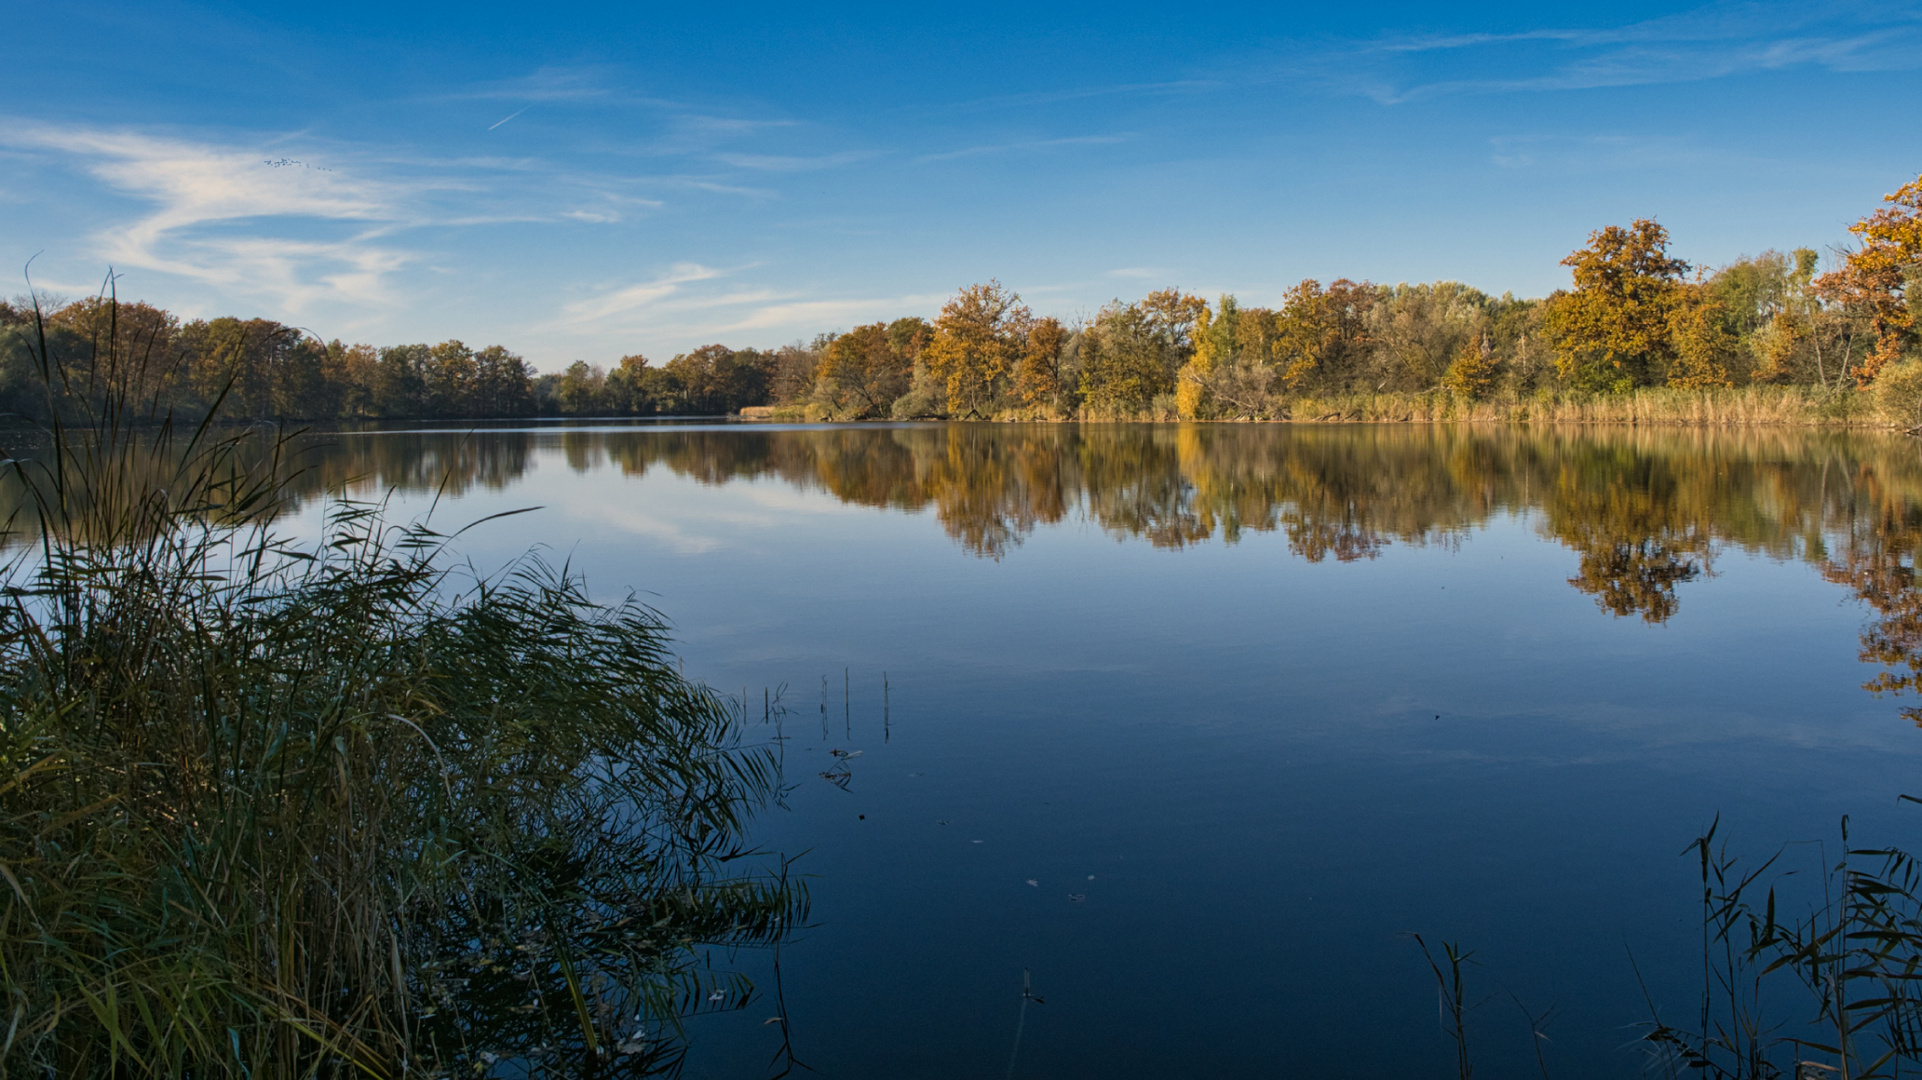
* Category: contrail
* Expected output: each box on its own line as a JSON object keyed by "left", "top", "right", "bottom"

{"left": 487, "top": 106, "right": 529, "bottom": 131}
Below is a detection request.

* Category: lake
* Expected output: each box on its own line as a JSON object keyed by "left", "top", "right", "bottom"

{"left": 274, "top": 421, "right": 1922, "bottom": 1077}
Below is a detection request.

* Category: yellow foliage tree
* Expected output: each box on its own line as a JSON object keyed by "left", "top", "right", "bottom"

{"left": 1441, "top": 334, "right": 1499, "bottom": 399}
{"left": 1273, "top": 279, "right": 1374, "bottom": 391}
{"left": 1543, "top": 219, "right": 1689, "bottom": 392}
{"left": 1013, "top": 317, "right": 1065, "bottom": 411}
{"left": 1666, "top": 285, "right": 1739, "bottom": 389}
{"left": 1177, "top": 300, "right": 1225, "bottom": 418}
{"left": 924, "top": 281, "right": 1029, "bottom": 417}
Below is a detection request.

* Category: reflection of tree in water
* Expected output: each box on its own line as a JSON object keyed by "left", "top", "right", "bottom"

{"left": 70, "top": 422, "right": 1922, "bottom": 654}
{"left": 289, "top": 429, "right": 536, "bottom": 503}
{"left": 1567, "top": 538, "right": 1702, "bottom": 622}
{"left": 256, "top": 422, "right": 1922, "bottom": 724}
{"left": 1822, "top": 486, "right": 1922, "bottom": 724}
{"left": 1540, "top": 449, "right": 1714, "bottom": 623}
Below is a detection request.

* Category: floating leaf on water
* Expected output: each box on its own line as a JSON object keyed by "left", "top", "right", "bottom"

{"left": 1026, "top": 879, "right": 1039, "bottom": 887}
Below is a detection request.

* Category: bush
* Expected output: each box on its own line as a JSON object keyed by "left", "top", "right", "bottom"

{"left": 1875, "top": 358, "right": 1922, "bottom": 427}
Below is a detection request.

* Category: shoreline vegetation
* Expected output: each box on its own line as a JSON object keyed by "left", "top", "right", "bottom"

{"left": 8, "top": 172, "right": 1922, "bottom": 432}
{"left": 746, "top": 383, "right": 1873, "bottom": 427}
{"left": 0, "top": 284, "right": 804, "bottom": 1074}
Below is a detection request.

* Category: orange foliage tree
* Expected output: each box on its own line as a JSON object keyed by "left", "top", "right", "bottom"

{"left": 1816, "top": 173, "right": 1922, "bottom": 383}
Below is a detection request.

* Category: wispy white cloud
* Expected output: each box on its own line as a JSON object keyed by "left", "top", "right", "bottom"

{"left": 713, "top": 293, "right": 947, "bottom": 332}
{"left": 1104, "top": 267, "right": 1164, "bottom": 280}
{"left": 561, "top": 263, "right": 725, "bottom": 324}
{"left": 0, "top": 123, "right": 417, "bottom": 312}
{"left": 552, "top": 260, "right": 945, "bottom": 347}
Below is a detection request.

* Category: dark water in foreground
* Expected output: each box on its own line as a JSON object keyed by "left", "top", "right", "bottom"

{"left": 276, "top": 421, "right": 1922, "bottom": 1076}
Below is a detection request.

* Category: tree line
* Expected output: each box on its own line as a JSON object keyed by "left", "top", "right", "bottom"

{"left": 0, "top": 302, "right": 788, "bottom": 422}
{"left": 4, "top": 170, "right": 1917, "bottom": 423}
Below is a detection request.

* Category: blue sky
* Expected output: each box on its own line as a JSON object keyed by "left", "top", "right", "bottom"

{"left": 3, "top": 1, "right": 1919, "bottom": 370}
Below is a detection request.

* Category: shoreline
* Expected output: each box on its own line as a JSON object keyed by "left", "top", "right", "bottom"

{"left": 736, "top": 386, "right": 1908, "bottom": 429}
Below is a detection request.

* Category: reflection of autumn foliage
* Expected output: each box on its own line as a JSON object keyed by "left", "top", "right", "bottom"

{"left": 1822, "top": 496, "right": 1922, "bottom": 723}
{"left": 231, "top": 421, "right": 1922, "bottom": 721}
{"left": 1568, "top": 539, "right": 1700, "bottom": 623}
{"left": 57, "top": 423, "right": 1922, "bottom": 642}
{"left": 1540, "top": 447, "right": 1714, "bottom": 623}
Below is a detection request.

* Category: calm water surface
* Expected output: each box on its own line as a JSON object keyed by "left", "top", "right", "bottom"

{"left": 281, "top": 422, "right": 1922, "bottom": 1077}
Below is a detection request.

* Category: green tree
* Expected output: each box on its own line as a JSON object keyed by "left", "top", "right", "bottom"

{"left": 472, "top": 345, "right": 535, "bottom": 416}
{"left": 555, "top": 361, "right": 607, "bottom": 415}
{"left": 423, "top": 340, "right": 477, "bottom": 417}
{"left": 1081, "top": 302, "right": 1170, "bottom": 414}
{"left": 1365, "top": 282, "right": 1489, "bottom": 391}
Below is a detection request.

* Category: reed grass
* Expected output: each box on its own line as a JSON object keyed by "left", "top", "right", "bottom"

{"left": 745, "top": 386, "right": 1889, "bottom": 428}
{"left": 1196, "top": 386, "right": 1872, "bottom": 427}
{"left": 1429, "top": 813, "right": 1922, "bottom": 1079}
{"left": 0, "top": 293, "right": 803, "bottom": 1076}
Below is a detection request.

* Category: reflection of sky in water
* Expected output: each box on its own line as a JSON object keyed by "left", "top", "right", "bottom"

{"left": 270, "top": 424, "right": 1922, "bottom": 1076}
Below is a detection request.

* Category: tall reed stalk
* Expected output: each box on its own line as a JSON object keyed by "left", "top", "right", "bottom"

{"left": 0, "top": 287, "right": 803, "bottom": 1077}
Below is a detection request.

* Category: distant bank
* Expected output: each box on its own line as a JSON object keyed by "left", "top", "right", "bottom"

{"left": 733, "top": 385, "right": 1916, "bottom": 429}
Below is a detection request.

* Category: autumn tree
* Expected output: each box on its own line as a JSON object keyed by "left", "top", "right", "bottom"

{"left": 1544, "top": 219, "right": 1690, "bottom": 391}
{"left": 819, "top": 323, "right": 913, "bottom": 418}
{"left": 1665, "top": 285, "right": 1740, "bottom": 389}
{"left": 1442, "top": 334, "right": 1500, "bottom": 399}
{"left": 1138, "top": 288, "right": 1206, "bottom": 356}
{"left": 1013, "top": 317, "right": 1066, "bottom": 411}
{"left": 1273, "top": 279, "right": 1375, "bottom": 391}
{"left": 44, "top": 296, "right": 180, "bottom": 403}
{"left": 1816, "top": 173, "right": 1922, "bottom": 383}
{"left": 1180, "top": 295, "right": 1286, "bottom": 418}
{"left": 924, "top": 281, "right": 1029, "bottom": 417}
{"left": 767, "top": 342, "right": 823, "bottom": 405}
{"left": 1176, "top": 298, "right": 1225, "bottom": 419}
{"left": 661, "top": 345, "right": 773, "bottom": 414}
